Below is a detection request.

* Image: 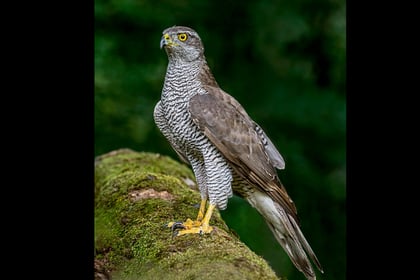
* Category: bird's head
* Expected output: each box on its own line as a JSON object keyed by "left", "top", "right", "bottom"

{"left": 160, "top": 26, "right": 205, "bottom": 63}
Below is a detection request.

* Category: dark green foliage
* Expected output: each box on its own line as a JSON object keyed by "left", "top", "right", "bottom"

{"left": 95, "top": 1, "right": 345, "bottom": 279}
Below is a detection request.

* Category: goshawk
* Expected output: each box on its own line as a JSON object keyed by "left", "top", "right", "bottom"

{"left": 154, "top": 25, "right": 323, "bottom": 280}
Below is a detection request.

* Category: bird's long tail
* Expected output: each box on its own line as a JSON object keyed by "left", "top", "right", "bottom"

{"left": 246, "top": 191, "right": 323, "bottom": 280}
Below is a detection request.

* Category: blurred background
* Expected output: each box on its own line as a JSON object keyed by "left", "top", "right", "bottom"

{"left": 95, "top": 0, "right": 346, "bottom": 279}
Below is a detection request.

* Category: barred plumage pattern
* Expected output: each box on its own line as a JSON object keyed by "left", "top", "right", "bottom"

{"left": 154, "top": 25, "right": 323, "bottom": 280}
{"left": 155, "top": 56, "right": 233, "bottom": 209}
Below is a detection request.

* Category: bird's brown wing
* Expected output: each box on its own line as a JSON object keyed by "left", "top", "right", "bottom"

{"left": 189, "top": 88, "right": 298, "bottom": 221}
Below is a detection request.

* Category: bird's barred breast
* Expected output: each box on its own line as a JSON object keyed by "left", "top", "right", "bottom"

{"left": 160, "top": 63, "right": 210, "bottom": 156}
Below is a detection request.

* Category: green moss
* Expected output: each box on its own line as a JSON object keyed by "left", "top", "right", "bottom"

{"left": 95, "top": 149, "right": 197, "bottom": 207}
{"left": 95, "top": 149, "right": 280, "bottom": 279}
{"left": 118, "top": 232, "right": 279, "bottom": 280}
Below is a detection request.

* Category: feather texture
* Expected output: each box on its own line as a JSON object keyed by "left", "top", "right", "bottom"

{"left": 155, "top": 25, "right": 323, "bottom": 280}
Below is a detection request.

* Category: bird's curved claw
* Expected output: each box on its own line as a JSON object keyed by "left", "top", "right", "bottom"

{"left": 170, "top": 221, "right": 186, "bottom": 231}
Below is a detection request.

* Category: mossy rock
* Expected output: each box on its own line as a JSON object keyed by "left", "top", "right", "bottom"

{"left": 95, "top": 148, "right": 280, "bottom": 280}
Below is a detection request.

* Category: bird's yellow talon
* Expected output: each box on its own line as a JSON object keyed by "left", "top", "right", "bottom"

{"left": 176, "top": 225, "right": 213, "bottom": 236}
{"left": 168, "top": 203, "right": 216, "bottom": 236}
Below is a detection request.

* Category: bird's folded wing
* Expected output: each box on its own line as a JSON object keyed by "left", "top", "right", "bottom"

{"left": 189, "top": 90, "right": 298, "bottom": 220}
{"left": 202, "top": 85, "right": 285, "bottom": 169}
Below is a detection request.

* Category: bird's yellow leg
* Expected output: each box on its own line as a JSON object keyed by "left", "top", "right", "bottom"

{"left": 196, "top": 199, "right": 207, "bottom": 222}
{"left": 167, "top": 199, "right": 207, "bottom": 230}
{"left": 171, "top": 204, "right": 216, "bottom": 236}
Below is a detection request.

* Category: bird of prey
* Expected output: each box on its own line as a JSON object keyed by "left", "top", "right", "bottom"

{"left": 154, "top": 25, "right": 324, "bottom": 280}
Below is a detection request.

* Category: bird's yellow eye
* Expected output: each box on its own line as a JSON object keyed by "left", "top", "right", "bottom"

{"left": 178, "top": 33, "right": 188, "bottom": 41}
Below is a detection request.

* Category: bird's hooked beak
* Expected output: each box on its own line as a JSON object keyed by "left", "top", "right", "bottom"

{"left": 160, "top": 33, "right": 178, "bottom": 49}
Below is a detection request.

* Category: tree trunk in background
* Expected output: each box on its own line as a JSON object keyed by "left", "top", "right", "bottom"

{"left": 94, "top": 148, "right": 281, "bottom": 280}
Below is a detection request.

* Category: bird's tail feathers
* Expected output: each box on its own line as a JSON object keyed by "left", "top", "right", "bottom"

{"left": 246, "top": 192, "right": 323, "bottom": 280}
{"left": 287, "top": 211, "right": 324, "bottom": 274}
